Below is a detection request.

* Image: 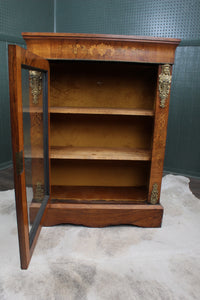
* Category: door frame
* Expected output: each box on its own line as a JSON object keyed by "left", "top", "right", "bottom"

{"left": 8, "top": 45, "right": 51, "bottom": 269}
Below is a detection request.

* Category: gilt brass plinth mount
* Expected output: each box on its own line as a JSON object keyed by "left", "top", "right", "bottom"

{"left": 35, "top": 182, "right": 44, "bottom": 201}
{"left": 150, "top": 183, "right": 159, "bottom": 204}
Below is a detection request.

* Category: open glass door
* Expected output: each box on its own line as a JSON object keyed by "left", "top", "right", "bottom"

{"left": 8, "top": 45, "right": 50, "bottom": 269}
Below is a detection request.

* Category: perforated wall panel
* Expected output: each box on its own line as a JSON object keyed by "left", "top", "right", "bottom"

{"left": 0, "top": 0, "right": 54, "bottom": 169}
{"left": 56, "top": 0, "right": 200, "bottom": 39}
{"left": 0, "top": 0, "right": 54, "bottom": 37}
{"left": 1, "top": 0, "right": 200, "bottom": 176}
{"left": 0, "top": 41, "right": 12, "bottom": 168}
{"left": 165, "top": 46, "right": 200, "bottom": 177}
{"left": 56, "top": 0, "right": 200, "bottom": 177}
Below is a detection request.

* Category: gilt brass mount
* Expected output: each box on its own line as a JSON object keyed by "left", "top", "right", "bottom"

{"left": 35, "top": 182, "right": 44, "bottom": 201}
{"left": 159, "top": 64, "right": 172, "bottom": 108}
{"left": 29, "top": 70, "right": 42, "bottom": 104}
{"left": 150, "top": 183, "right": 159, "bottom": 204}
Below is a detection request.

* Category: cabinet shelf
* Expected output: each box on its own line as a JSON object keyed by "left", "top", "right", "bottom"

{"left": 23, "top": 106, "right": 154, "bottom": 116}
{"left": 51, "top": 185, "right": 148, "bottom": 203}
{"left": 24, "top": 146, "right": 151, "bottom": 161}
{"left": 50, "top": 106, "right": 154, "bottom": 116}
{"left": 23, "top": 107, "right": 43, "bottom": 113}
{"left": 50, "top": 146, "right": 151, "bottom": 161}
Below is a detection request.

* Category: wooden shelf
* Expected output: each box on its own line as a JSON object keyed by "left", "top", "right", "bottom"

{"left": 51, "top": 185, "right": 148, "bottom": 203}
{"left": 24, "top": 148, "right": 43, "bottom": 158}
{"left": 23, "top": 106, "right": 154, "bottom": 116}
{"left": 23, "top": 107, "right": 43, "bottom": 113}
{"left": 24, "top": 146, "right": 151, "bottom": 161}
{"left": 50, "top": 146, "right": 151, "bottom": 161}
{"left": 50, "top": 106, "right": 154, "bottom": 116}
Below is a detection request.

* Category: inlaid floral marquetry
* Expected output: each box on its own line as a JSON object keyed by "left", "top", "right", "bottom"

{"left": 89, "top": 43, "right": 115, "bottom": 57}
{"left": 72, "top": 44, "right": 81, "bottom": 55}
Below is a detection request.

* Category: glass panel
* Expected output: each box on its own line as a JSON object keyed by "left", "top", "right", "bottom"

{"left": 21, "top": 68, "right": 49, "bottom": 237}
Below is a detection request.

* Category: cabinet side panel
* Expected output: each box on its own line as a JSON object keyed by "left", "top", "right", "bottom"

{"left": 148, "top": 64, "right": 172, "bottom": 203}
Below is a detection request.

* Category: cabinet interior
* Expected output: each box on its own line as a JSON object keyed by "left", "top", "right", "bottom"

{"left": 49, "top": 60, "right": 158, "bottom": 204}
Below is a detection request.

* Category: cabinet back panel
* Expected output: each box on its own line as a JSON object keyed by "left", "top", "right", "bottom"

{"left": 50, "top": 61, "right": 157, "bottom": 109}
{"left": 50, "top": 115, "right": 153, "bottom": 149}
{"left": 51, "top": 160, "right": 150, "bottom": 187}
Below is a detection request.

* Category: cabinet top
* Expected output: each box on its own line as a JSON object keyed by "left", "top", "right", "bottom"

{"left": 22, "top": 32, "right": 181, "bottom": 45}
{"left": 22, "top": 32, "right": 180, "bottom": 63}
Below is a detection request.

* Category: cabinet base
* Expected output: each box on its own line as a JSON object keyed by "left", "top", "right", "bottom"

{"left": 30, "top": 203, "right": 163, "bottom": 228}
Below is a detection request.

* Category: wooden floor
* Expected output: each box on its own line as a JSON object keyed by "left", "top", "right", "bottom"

{"left": 0, "top": 166, "right": 199, "bottom": 199}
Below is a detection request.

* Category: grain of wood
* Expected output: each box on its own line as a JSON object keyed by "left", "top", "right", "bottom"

{"left": 50, "top": 107, "right": 154, "bottom": 116}
{"left": 50, "top": 146, "right": 151, "bottom": 161}
{"left": 51, "top": 185, "right": 148, "bottom": 203}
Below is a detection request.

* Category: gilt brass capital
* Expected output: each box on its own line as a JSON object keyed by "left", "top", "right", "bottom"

{"left": 29, "top": 70, "right": 42, "bottom": 104}
{"left": 159, "top": 64, "right": 172, "bottom": 108}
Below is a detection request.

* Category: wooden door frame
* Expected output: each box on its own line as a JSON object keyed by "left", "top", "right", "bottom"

{"left": 8, "top": 45, "right": 51, "bottom": 269}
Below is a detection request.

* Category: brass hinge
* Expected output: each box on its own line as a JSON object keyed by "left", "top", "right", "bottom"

{"left": 15, "top": 150, "right": 23, "bottom": 175}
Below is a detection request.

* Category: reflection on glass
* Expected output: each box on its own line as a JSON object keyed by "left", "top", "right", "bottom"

{"left": 21, "top": 68, "right": 46, "bottom": 232}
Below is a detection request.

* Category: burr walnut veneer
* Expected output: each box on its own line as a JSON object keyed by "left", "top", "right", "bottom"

{"left": 9, "top": 33, "right": 180, "bottom": 268}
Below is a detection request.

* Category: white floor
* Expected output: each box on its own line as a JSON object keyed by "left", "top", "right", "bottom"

{"left": 0, "top": 174, "right": 200, "bottom": 300}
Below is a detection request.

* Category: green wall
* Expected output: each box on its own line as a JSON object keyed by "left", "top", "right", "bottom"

{"left": 0, "top": 0, "right": 54, "bottom": 169}
{"left": 1, "top": 0, "right": 200, "bottom": 177}
{"left": 56, "top": 0, "right": 200, "bottom": 38}
{"left": 55, "top": 0, "right": 200, "bottom": 177}
{"left": 165, "top": 45, "right": 200, "bottom": 177}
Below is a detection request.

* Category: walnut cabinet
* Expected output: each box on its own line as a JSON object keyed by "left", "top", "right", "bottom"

{"left": 8, "top": 33, "right": 180, "bottom": 268}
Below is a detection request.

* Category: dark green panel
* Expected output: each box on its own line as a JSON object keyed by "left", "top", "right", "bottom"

{"left": 56, "top": 0, "right": 200, "bottom": 39}
{"left": 0, "top": 41, "right": 12, "bottom": 169}
{"left": 0, "top": 0, "right": 54, "bottom": 38}
{"left": 165, "top": 46, "right": 200, "bottom": 177}
{"left": 56, "top": 0, "right": 200, "bottom": 177}
{"left": 0, "top": 0, "right": 54, "bottom": 169}
{"left": 1, "top": 0, "right": 200, "bottom": 177}
{"left": 0, "top": 40, "right": 26, "bottom": 170}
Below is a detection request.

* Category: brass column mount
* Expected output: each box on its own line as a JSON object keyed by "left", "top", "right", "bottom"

{"left": 29, "top": 70, "right": 42, "bottom": 104}
{"left": 35, "top": 182, "right": 44, "bottom": 201}
{"left": 150, "top": 183, "right": 159, "bottom": 205}
{"left": 159, "top": 64, "right": 172, "bottom": 108}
